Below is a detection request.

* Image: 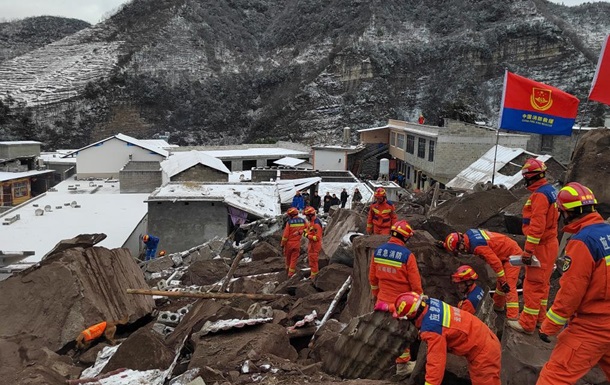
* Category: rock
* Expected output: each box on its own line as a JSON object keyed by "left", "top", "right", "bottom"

{"left": 322, "top": 209, "right": 368, "bottom": 263}
{"left": 188, "top": 323, "right": 298, "bottom": 380}
{"left": 233, "top": 257, "right": 286, "bottom": 277}
{"left": 145, "top": 255, "right": 175, "bottom": 272}
{"left": 313, "top": 263, "right": 353, "bottom": 292}
{"left": 0, "top": 246, "right": 153, "bottom": 351}
{"left": 329, "top": 244, "right": 354, "bottom": 267}
{"left": 101, "top": 327, "right": 176, "bottom": 373}
{"left": 78, "top": 343, "right": 108, "bottom": 366}
{"left": 251, "top": 241, "right": 281, "bottom": 262}
{"left": 287, "top": 291, "right": 338, "bottom": 321}
{"left": 309, "top": 318, "right": 344, "bottom": 362}
{"left": 272, "top": 309, "right": 289, "bottom": 325}
{"left": 247, "top": 303, "right": 274, "bottom": 319}
{"left": 182, "top": 259, "right": 229, "bottom": 286}
{"left": 230, "top": 276, "right": 266, "bottom": 294}
{"left": 191, "top": 245, "right": 215, "bottom": 263}
{"left": 294, "top": 280, "right": 319, "bottom": 298}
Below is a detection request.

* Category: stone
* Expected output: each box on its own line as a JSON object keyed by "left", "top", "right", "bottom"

{"left": 251, "top": 241, "right": 281, "bottom": 262}
{"left": 182, "top": 259, "right": 230, "bottom": 286}
{"left": 192, "top": 245, "right": 215, "bottom": 263}
{"left": 287, "top": 291, "right": 338, "bottom": 321}
{"left": 322, "top": 209, "right": 368, "bottom": 262}
{"left": 309, "top": 318, "right": 344, "bottom": 362}
{"left": 313, "top": 263, "right": 353, "bottom": 292}
{"left": 145, "top": 255, "right": 175, "bottom": 272}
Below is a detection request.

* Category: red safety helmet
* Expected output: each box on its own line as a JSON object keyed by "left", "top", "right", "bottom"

{"left": 391, "top": 220, "right": 414, "bottom": 242}
{"left": 374, "top": 187, "right": 387, "bottom": 198}
{"left": 451, "top": 265, "right": 478, "bottom": 283}
{"left": 444, "top": 232, "right": 464, "bottom": 253}
{"left": 394, "top": 292, "right": 424, "bottom": 319}
{"left": 143, "top": 234, "right": 150, "bottom": 243}
{"left": 303, "top": 206, "right": 316, "bottom": 216}
{"left": 557, "top": 182, "right": 597, "bottom": 212}
{"left": 286, "top": 207, "right": 299, "bottom": 217}
{"left": 521, "top": 158, "right": 547, "bottom": 179}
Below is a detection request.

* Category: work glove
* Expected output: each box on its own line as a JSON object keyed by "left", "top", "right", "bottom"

{"left": 435, "top": 240, "right": 446, "bottom": 249}
{"left": 522, "top": 250, "right": 534, "bottom": 266}
{"left": 539, "top": 333, "right": 551, "bottom": 343}
{"left": 499, "top": 281, "right": 511, "bottom": 294}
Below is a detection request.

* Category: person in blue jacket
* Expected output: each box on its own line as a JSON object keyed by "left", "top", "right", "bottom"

{"left": 291, "top": 190, "right": 305, "bottom": 211}
{"left": 142, "top": 234, "right": 160, "bottom": 261}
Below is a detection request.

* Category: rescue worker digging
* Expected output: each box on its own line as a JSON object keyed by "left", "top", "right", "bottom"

{"left": 537, "top": 183, "right": 610, "bottom": 385}
{"left": 452, "top": 265, "right": 485, "bottom": 315}
{"left": 303, "top": 206, "right": 322, "bottom": 279}
{"left": 508, "top": 158, "right": 559, "bottom": 334}
{"left": 369, "top": 220, "right": 422, "bottom": 375}
{"left": 443, "top": 229, "right": 520, "bottom": 319}
{"left": 281, "top": 207, "right": 305, "bottom": 277}
{"left": 367, "top": 187, "right": 397, "bottom": 235}
{"left": 395, "top": 292, "right": 501, "bottom": 385}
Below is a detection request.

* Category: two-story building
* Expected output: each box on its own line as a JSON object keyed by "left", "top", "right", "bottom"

{"left": 359, "top": 119, "right": 529, "bottom": 189}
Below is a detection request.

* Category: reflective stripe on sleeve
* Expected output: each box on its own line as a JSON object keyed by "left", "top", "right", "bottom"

{"left": 546, "top": 309, "right": 568, "bottom": 325}
{"left": 526, "top": 235, "right": 541, "bottom": 244}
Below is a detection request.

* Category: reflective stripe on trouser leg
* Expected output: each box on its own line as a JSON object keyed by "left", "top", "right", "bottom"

{"left": 395, "top": 349, "right": 411, "bottom": 364}
{"left": 504, "top": 262, "right": 521, "bottom": 319}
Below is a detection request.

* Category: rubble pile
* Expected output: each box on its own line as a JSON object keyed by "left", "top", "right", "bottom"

{"left": 2, "top": 191, "right": 609, "bottom": 385}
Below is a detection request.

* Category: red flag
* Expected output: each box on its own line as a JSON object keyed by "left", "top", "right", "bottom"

{"left": 589, "top": 34, "right": 610, "bottom": 106}
{"left": 499, "top": 71, "right": 579, "bottom": 136}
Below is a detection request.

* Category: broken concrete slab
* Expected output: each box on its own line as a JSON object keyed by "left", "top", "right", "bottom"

{"left": 234, "top": 257, "right": 286, "bottom": 277}
{"left": 182, "top": 259, "right": 230, "bottom": 286}
{"left": 0, "top": 245, "right": 153, "bottom": 351}
{"left": 309, "top": 318, "right": 344, "bottom": 363}
{"left": 251, "top": 241, "right": 281, "bottom": 262}
{"left": 287, "top": 291, "right": 339, "bottom": 322}
{"left": 313, "top": 263, "right": 353, "bottom": 292}
{"left": 322, "top": 208, "right": 368, "bottom": 263}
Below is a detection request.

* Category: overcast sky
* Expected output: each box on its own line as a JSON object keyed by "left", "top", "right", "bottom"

{"left": 0, "top": 0, "right": 607, "bottom": 25}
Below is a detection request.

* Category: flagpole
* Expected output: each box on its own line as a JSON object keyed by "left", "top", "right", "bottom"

{"left": 491, "top": 128, "right": 501, "bottom": 186}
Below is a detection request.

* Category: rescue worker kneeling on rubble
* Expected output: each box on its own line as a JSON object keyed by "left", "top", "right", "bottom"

{"left": 443, "top": 229, "right": 521, "bottom": 319}
{"left": 452, "top": 265, "right": 485, "bottom": 315}
{"left": 367, "top": 187, "right": 397, "bottom": 235}
{"left": 395, "top": 292, "right": 501, "bottom": 385}
{"left": 303, "top": 206, "right": 322, "bottom": 278}
{"left": 536, "top": 183, "right": 610, "bottom": 385}
{"left": 370, "top": 220, "right": 422, "bottom": 376}
{"left": 281, "top": 207, "right": 305, "bottom": 277}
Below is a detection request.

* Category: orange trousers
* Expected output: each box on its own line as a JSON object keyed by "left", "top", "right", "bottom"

{"left": 307, "top": 243, "right": 321, "bottom": 277}
{"left": 374, "top": 227, "right": 391, "bottom": 235}
{"left": 467, "top": 331, "right": 501, "bottom": 385}
{"left": 493, "top": 262, "right": 521, "bottom": 320}
{"left": 284, "top": 244, "right": 300, "bottom": 277}
{"left": 518, "top": 238, "right": 558, "bottom": 331}
{"left": 537, "top": 325, "right": 610, "bottom": 385}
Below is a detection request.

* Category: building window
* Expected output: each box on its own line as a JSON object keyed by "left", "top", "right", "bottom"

{"left": 428, "top": 140, "right": 435, "bottom": 162}
{"left": 396, "top": 134, "right": 405, "bottom": 149}
{"left": 13, "top": 181, "right": 28, "bottom": 198}
{"left": 406, "top": 135, "right": 415, "bottom": 154}
{"left": 390, "top": 132, "right": 396, "bottom": 147}
{"left": 417, "top": 138, "right": 426, "bottom": 158}
{"left": 540, "top": 135, "right": 553, "bottom": 152}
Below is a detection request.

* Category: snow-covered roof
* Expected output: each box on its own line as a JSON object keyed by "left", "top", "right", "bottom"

{"left": 312, "top": 145, "right": 363, "bottom": 153}
{"left": 446, "top": 145, "right": 552, "bottom": 190}
{"left": 162, "top": 151, "right": 230, "bottom": 177}
{"left": 273, "top": 157, "right": 310, "bottom": 168}
{"left": 201, "top": 147, "right": 308, "bottom": 159}
{"left": 139, "top": 139, "right": 179, "bottom": 149}
{"left": 148, "top": 182, "right": 281, "bottom": 218}
{"left": 0, "top": 141, "right": 42, "bottom": 145}
{"left": 62, "top": 133, "right": 169, "bottom": 158}
{"left": 0, "top": 169, "right": 54, "bottom": 182}
{"left": 0, "top": 176, "right": 148, "bottom": 266}
{"left": 357, "top": 123, "right": 404, "bottom": 132}
{"left": 39, "top": 152, "right": 77, "bottom": 164}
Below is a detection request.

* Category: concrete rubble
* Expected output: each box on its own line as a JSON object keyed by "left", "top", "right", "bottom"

{"left": 2, "top": 143, "right": 610, "bottom": 385}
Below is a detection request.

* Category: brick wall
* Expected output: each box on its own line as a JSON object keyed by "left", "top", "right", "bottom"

{"left": 172, "top": 164, "right": 228, "bottom": 182}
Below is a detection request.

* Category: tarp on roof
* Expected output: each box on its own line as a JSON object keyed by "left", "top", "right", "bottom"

{"left": 277, "top": 177, "right": 322, "bottom": 204}
{"left": 446, "top": 145, "right": 552, "bottom": 190}
{"left": 273, "top": 157, "right": 310, "bottom": 168}
{"left": 162, "top": 151, "right": 230, "bottom": 177}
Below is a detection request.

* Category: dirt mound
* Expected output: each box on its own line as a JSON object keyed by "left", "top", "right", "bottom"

{"left": 566, "top": 128, "right": 610, "bottom": 217}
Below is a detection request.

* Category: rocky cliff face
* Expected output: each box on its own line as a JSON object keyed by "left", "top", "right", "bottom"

{"left": 0, "top": 0, "right": 609, "bottom": 149}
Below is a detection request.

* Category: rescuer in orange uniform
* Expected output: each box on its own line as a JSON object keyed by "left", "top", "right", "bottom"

{"left": 281, "top": 207, "right": 306, "bottom": 277}
{"left": 443, "top": 229, "right": 521, "bottom": 319}
{"left": 452, "top": 265, "right": 485, "bottom": 315}
{"left": 367, "top": 187, "right": 397, "bottom": 235}
{"left": 508, "top": 158, "right": 559, "bottom": 334}
{"left": 536, "top": 183, "right": 610, "bottom": 385}
{"left": 394, "top": 292, "right": 501, "bottom": 385}
{"left": 303, "top": 206, "right": 322, "bottom": 278}
{"left": 369, "top": 220, "right": 422, "bottom": 375}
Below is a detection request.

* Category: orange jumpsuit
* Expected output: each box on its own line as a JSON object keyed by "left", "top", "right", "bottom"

{"left": 281, "top": 216, "right": 306, "bottom": 277}
{"left": 416, "top": 298, "right": 501, "bottom": 385}
{"left": 80, "top": 321, "right": 107, "bottom": 342}
{"left": 537, "top": 212, "right": 610, "bottom": 385}
{"left": 370, "top": 237, "right": 422, "bottom": 363}
{"left": 519, "top": 178, "right": 559, "bottom": 331}
{"left": 305, "top": 216, "right": 323, "bottom": 277}
{"left": 367, "top": 199, "right": 397, "bottom": 235}
{"left": 463, "top": 229, "right": 522, "bottom": 319}
{"left": 457, "top": 284, "right": 485, "bottom": 315}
